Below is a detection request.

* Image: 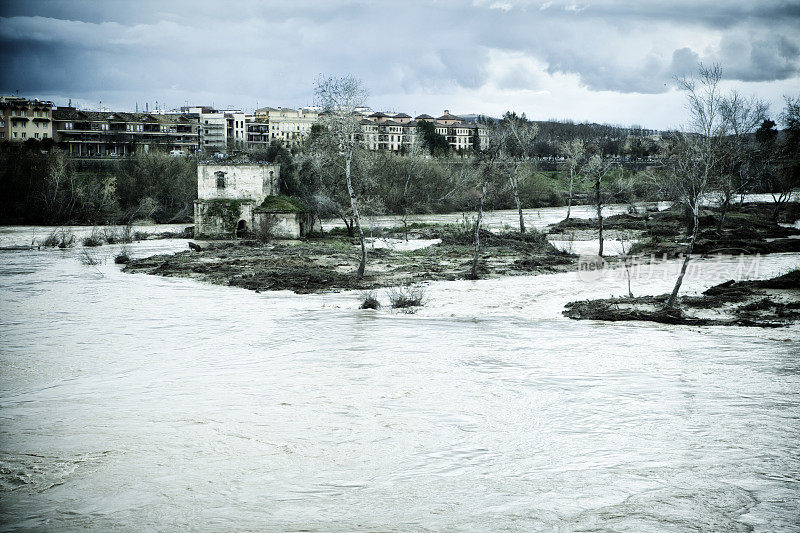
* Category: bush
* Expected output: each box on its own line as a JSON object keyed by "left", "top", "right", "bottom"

{"left": 114, "top": 247, "right": 132, "bottom": 264}
{"left": 78, "top": 248, "right": 103, "bottom": 265}
{"left": 360, "top": 291, "right": 381, "bottom": 309}
{"left": 387, "top": 285, "right": 427, "bottom": 309}
{"left": 254, "top": 217, "right": 277, "bottom": 242}
{"left": 41, "top": 228, "right": 75, "bottom": 248}
{"left": 103, "top": 225, "right": 132, "bottom": 244}
{"left": 82, "top": 228, "right": 104, "bottom": 247}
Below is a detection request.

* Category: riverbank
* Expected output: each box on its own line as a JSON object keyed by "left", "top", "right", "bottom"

{"left": 122, "top": 228, "right": 576, "bottom": 293}
{"left": 563, "top": 269, "right": 800, "bottom": 327}
{"left": 547, "top": 202, "right": 800, "bottom": 257}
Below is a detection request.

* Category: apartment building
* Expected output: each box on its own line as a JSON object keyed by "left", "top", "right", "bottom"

{"left": 252, "top": 107, "right": 319, "bottom": 147}
{"left": 52, "top": 107, "right": 200, "bottom": 157}
{"left": 245, "top": 121, "right": 270, "bottom": 150}
{"left": 225, "top": 111, "right": 247, "bottom": 149}
{"left": 359, "top": 110, "right": 487, "bottom": 153}
{"left": 0, "top": 96, "right": 54, "bottom": 142}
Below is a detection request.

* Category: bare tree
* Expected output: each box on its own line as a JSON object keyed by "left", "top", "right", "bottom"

{"left": 314, "top": 75, "right": 369, "bottom": 278}
{"left": 583, "top": 154, "right": 614, "bottom": 256}
{"left": 663, "top": 64, "right": 728, "bottom": 309}
{"left": 496, "top": 112, "right": 538, "bottom": 233}
{"left": 769, "top": 95, "right": 800, "bottom": 219}
{"left": 400, "top": 128, "right": 425, "bottom": 241}
{"left": 470, "top": 138, "right": 502, "bottom": 279}
{"left": 716, "top": 91, "right": 769, "bottom": 230}
{"left": 561, "top": 139, "right": 585, "bottom": 220}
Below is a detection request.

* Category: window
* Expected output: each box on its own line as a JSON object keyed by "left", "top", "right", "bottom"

{"left": 35, "top": 133, "right": 39, "bottom": 139}
{"left": 13, "top": 132, "right": 17, "bottom": 138}
{"left": 43, "top": 133, "right": 47, "bottom": 139}
{"left": 65, "top": 122, "right": 73, "bottom": 130}
{"left": 215, "top": 171, "right": 226, "bottom": 189}
{"left": 0, "top": 132, "right": 4, "bottom": 138}
{"left": 21, "top": 132, "right": 26, "bottom": 138}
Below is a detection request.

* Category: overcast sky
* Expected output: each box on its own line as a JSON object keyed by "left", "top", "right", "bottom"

{"left": 1, "top": 0, "right": 798, "bottom": 129}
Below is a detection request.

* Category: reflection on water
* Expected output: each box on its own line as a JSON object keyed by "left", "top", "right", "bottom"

{"left": 1, "top": 228, "right": 799, "bottom": 531}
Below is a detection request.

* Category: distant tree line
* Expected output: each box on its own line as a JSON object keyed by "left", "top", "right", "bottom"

{"left": 0, "top": 139, "right": 197, "bottom": 225}
{"left": 1, "top": 73, "right": 797, "bottom": 234}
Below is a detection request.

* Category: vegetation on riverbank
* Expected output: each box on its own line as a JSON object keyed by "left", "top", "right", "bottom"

{"left": 546, "top": 202, "right": 800, "bottom": 257}
{"left": 564, "top": 270, "right": 800, "bottom": 327}
{"left": 0, "top": 144, "right": 197, "bottom": 225}
{"left": 122, "top": 225, "right": 574, "bottom": 293}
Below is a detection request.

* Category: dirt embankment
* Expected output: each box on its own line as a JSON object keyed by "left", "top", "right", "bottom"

{"left": 123, "top": 229, "right": 575, "bottom": 294}
{"left": 547, "top": 202, "right": 800, "bottom": 257}
{"left": 563, "top": 270, "right": 800, "bottom": 328}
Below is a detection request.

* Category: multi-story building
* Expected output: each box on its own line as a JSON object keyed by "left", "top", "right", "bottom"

{"left": 52, "top": 107, "right": 200, "bottom": 157}
{"left": 0, "top": 96, "right": 54, "bottom": 142}
{"left": 245, "top": 122, "right": 270, "bottom": 150}
{"left": 176, "top": 106, "right": 246, "bottom": 152}
{"left": 252, "top": 107, "right": 319, "bottom": 147}
{"left": 225, "top": 111, "right": 247, "bottom": 149}
{"left": 358, "top": 110, "right": 487, "bottom": 153}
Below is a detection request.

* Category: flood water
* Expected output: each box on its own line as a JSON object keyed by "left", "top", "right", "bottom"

{"left": 1, "top": 205, "right": 800, "bottom": 531}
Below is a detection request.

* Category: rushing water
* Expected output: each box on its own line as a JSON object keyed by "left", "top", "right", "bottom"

{"left": 1, "top": 211, "right": 800, "bottom": 531}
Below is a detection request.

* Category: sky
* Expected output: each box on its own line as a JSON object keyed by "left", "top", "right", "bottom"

{"left": 1, "top": 0, "right": 798, "bottom": 130}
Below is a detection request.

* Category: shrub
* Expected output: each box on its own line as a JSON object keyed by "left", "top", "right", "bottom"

{"left": 103, "top": 225, "right": 132, "bottom": 244}
{"left": 78, "top": 248, "right": 103, "bottom": 265}
{"left": 255, "top": 216, "right": 278, "bottom": 243}
{"left": 114, "top": 247, "right": 132, "bottom": 264}
{"left": 360, "top": 291, "right": 380, "bottom": 309}
{"left": 41, "top": 228, "right": 75, "bottom": 248}
{"left": 387, "top": 285, "right": 427, "bottom": 309}
{"left": 82, "top": 228, "right": 104, "bottom": 247}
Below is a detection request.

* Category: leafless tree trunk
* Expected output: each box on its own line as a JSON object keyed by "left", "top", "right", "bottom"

{"left": 471, "top": 177, "right": 488, "bottom": 280}
{"left": 509, "top": 162, "right": 525, "bottom": 233}
{"left": 562, "top": 140, "right": 584, "bottom": 221}
{"left": 666, "top": 205, "right": 700, "bottom": 308}
{"left": 663, "top": 64, "right": 726, "bottom": 309}
{"left": 567, "top": 164, "right": 574, "bottom": 219}
{"left": 345, "top": 157, "right": 367, "bottom": 277}
{"left": 314, "top": 75, "right": 369, "bottom": 278}
{"left": 401, "top": 132, "right": 423, "bottom": 241}
{"left": 497, "top": 112, "right": 537, "bottom": 233}
{"left": 595, "top": 177, "right": 604, "bottom": 256}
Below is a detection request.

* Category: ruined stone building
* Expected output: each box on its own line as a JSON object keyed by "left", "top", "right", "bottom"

{"left": 193, "top": 162, "right": 318, "bottom": 239}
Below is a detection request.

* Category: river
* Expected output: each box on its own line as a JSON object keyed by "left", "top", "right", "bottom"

{"left": 1, "top": 204, "right": 799, "bottom": 531}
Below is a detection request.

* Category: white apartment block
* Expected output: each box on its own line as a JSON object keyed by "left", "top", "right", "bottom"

{"left": 358, "top": 110, "right": 487, "bottom": 153}
{"left": 252, "top": 107, "right": 319, "bottom": 148}
{"left": 179, "top": 106, "right": 245, "bottom": 153}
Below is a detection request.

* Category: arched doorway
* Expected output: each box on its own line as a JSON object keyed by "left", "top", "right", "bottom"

{"left": 236, "top": 219, "right": 248, "bottom": 238}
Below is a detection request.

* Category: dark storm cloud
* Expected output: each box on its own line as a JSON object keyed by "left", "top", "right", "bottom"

{"left": 0, "top": 0, "right": 798, "bottom": 109}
